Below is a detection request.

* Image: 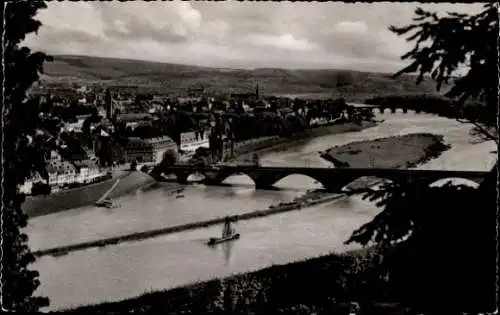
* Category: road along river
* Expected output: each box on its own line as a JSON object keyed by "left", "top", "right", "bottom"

{"left": 26, "top": 111, "right": 497, "bottom": 310}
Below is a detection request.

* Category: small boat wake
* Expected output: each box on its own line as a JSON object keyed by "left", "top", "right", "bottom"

{"left": 95, "top": 179, "right": 121, "bottom": 209}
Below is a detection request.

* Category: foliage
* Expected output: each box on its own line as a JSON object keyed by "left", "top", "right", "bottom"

{"left": 390, "top": 4, "right": 498, "bottom": 143}
{"left": 159, "top": 150, "right": 177, "bottom": 167}
{"left": 51, "top": 104, "right": 97, "bottom": 122}
{"left": 3, "top": 1, "right": 54, "bottom": 311}
{"left": 30, "top": 181, "right": 51, "bottom": 196}
{"left": 346, "top": 4, "right": 498, "bottom": 314}
{"left": 130, "top": 160, "right": 138, "bottom": 170}
{"left": 346, "top": 181, "right": 496, "bottom": 314}
{"left": 64, "top": 251, "right": 381, "bottom": 314}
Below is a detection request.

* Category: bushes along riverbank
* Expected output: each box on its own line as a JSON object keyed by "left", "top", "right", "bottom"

{"left": 63, "top": 247, "right": 386, "bottom": 314}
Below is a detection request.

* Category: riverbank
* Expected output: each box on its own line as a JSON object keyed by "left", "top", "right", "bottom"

{"left": 65, "top": 246, "right": 383, "bottom": 314}
{"left": 230, "top": 121, "right": 377, "bottom": 164}
{"left": 23, "top": 171, "right": 156, "bottom": 217}
{"left": 320, "top": 133, "right": 451, "bottom": 169}
{"left": 33, "top": 193, "right": 345, "bottom": 258}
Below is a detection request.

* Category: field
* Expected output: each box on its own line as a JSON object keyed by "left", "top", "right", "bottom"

{"left": 40, "top": 55, "right": 447, "bottom": 101}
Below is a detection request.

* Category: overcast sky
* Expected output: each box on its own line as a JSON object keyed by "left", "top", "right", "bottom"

{"left": 23, "top": 1, "right": 485, "bottom": 72}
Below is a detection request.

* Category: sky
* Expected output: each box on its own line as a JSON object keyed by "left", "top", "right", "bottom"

{"left": 23, "top": 1, "right": 486, "bottom": 73}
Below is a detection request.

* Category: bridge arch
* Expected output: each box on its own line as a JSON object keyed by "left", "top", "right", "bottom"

{"left": 171, "top": 169, "right": 417, "bottom": 192}
{"left": 163, "top": 170, "right": 261, "bottom": 187}
{"left": 219, "top": 172, "right": 258, "bottom": 186}
{"left": 249, "top": 170, "right": 341, "bottom": 190}
{"left": 224, "top": 170, "right": 406, "bottom": 192}
{"left": 185, "top": 171, "right": 207, "bottom": 182}
{"left": 271, "top": 173, "right": 326, "bottom": 190}
{"left": 426, "top": 177, "right": 481, "bottom": 189}
{"left": 202, "top": 170, "right": 329, "bottom": 189}
{"left": 159, "top": 167, "right": 487, "bottom": 195}
{"left": 172, "top": 169, "right": 347, "bottom": 191}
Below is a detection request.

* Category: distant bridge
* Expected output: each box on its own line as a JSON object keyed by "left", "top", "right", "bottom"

{"left": 156, "top": 165, "right": 488, "bottom": 192}
{"left": 349, "top": 103, "right": 419, "bottom": 114}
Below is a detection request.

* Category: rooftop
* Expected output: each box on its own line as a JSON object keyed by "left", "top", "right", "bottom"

{"left": 47, "top": 161, "right": 76, "bottom": 174}
{"left": 117, "top": 113, "right": 154, "bottom": 122}
{"left": 73, "top": 160, "right": 98, "bottom": 169}
{"left": 127, "top": 136, "right": 176, "bottom": 149}
{"left": 143, "top": 136, "right": 176, "bottom": 145}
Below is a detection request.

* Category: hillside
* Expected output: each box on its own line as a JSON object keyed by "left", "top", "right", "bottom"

{"left": 40, "top": 55, "right": 447, "bottom": 101}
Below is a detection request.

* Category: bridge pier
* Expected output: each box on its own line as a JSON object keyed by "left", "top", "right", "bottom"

{"left": 253, "top": 174, "right": 282, "bottom": 190}
{"left": 254, "top": 181, "right": 274, "bottom": 190}
{"left": 175, "top": 171, "right": 189, "bottom": 184}
{"left": 204, "top": 170, "right": 238, "bottom": 186}
{"left": 204, "top": 177, "right": 224, "bottom": 186}
{"left": 321, "top": 174, "right": 362, "bottom": 193}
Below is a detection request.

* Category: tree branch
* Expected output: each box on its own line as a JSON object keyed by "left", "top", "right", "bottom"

{"left": 456, "top": 118, "right": 499, "bottom": 144}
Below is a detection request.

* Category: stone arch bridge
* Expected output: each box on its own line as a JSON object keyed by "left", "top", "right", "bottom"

{"left": 155, "top": 165, "right": 488, "bottom": 193}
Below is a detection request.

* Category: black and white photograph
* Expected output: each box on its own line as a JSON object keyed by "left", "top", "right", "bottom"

{"left": 2, "top": 1, "right": 498, "bottom": 314}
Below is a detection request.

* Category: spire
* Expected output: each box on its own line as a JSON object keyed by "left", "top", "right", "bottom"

{"left": 105, "top": 88, "right": 114, "bottom": 120}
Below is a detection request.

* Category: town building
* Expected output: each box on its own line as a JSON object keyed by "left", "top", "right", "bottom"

{"left": 19, "top": 151, "right": 104, "bottom": 194}
{"left": 125, "top": 136, "right": 178, "bottom": 165}
{"left": 116, "top": 113, "right": 154, "bottom": 124}
{"left": 230, "top": 84, "right": 261, "bottom": 103}
{"left": 180, "top": 129, "right": 211, "bottom": 153}
{"left": 73, "top": 160, "right": 102, "bottom": 183}
{"left": 64, "top": 119, "right": 85, "bottom": 132}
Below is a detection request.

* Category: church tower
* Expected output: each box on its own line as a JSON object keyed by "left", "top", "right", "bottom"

{"left": 105, "top": 89, "right": 114, "bottom": 120}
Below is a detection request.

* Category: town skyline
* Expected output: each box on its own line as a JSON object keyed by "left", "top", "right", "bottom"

{"left": 23, "top": 1, "right": 484, "bottom": 73}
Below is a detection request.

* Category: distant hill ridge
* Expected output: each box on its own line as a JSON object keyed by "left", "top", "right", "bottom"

{"left": 40, "top": 54, "right": 446, "bottom": 100}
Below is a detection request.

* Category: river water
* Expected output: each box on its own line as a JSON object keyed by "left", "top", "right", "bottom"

{"left": 26, "top": 111, "right": 496, "bottom": 311}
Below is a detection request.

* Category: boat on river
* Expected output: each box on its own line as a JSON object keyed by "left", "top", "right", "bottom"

{"left": 207, "top": 233, "right": 240, "bottom": 245}
{"left": 207, "top": 218, "right": 240, "bottom": 245}
{"left": 95, "top": 198, "right": 120, "bottom": 209}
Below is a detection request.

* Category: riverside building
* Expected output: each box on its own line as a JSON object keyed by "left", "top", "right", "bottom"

{"left": 19, "top": 151, "right": 106, "bottom": 195}
{"left": 125, "top": 136, "right": 178, "bottom": 165}
{"left": 180, "top": 129, "right": 211, "bottom": 153}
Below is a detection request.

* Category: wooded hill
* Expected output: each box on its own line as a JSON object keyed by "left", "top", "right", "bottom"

{"left": 40, "top": 54, "right": 447, "bottom": 100}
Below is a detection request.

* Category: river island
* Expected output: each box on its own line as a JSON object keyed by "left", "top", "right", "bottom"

{"left": 320, "top": 133, "right": 451, "bottom": 169}
{"left": 62, "top": 130, "right": 453, "bottom": 314}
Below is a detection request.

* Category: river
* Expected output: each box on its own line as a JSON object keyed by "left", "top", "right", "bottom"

{"left": 26, "top": 111, "right": 496, "bottom": 311}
